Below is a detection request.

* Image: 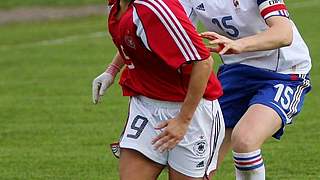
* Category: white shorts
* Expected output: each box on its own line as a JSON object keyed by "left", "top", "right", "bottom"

{"left": 119, "top": 96, "right": 225, "bottom": 178}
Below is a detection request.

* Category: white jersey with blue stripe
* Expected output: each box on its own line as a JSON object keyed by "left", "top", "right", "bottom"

{"left": 180, "top": 0, "right": 312, "bottom": 74}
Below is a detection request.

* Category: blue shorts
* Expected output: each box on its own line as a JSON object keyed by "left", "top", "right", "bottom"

{"left": 218, "top": 64, "right": 311, "bottom": 139}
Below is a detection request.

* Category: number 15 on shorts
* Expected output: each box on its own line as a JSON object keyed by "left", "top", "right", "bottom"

{"left": 273, "top": 84, "right": 294, "bottom": 110}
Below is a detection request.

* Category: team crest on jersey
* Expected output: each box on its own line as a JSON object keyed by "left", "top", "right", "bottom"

{"left": 124, "top": 35, "right": 136, "bottom": 49}
{"left": 193, "top": 136, "right": 207, "bottom": 156}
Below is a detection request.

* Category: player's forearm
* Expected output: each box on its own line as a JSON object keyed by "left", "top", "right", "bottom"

{"left": 105, "top": 52, "right": 125, "bottom": 72}
{"left": 236, "top": 17, "right": 293, "bottom": 52}
{"left": 112, "top": 52, "right": 125, "bottom": 68}
{"left": 104, "top": 52, "right": 125, "bottom": 76}
{"left": 178, "top": 57, "right": 213, "bottom": 123}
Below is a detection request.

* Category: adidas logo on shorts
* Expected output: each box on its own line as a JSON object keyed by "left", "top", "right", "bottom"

{"left": 196, "top": 161, "right": 205, "bottom": 168}
{"left": 196, "top": 3, "right": 205, "bottom": 11}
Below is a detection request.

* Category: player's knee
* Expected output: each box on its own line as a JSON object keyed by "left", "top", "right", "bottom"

{"left": 231, "top": 131, "right": 258, "bottom": 152}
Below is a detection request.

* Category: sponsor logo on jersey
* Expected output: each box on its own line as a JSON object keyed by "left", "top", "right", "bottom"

{"left": 193, "top": 137, "right": 207, "bottom": 156}
{"left": 196, "top": 3, "right": 205, "bottom": 11}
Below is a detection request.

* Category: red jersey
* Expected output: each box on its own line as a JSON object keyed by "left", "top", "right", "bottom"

{"left": 108, "top": 0, "right": 222, "bottom": 101}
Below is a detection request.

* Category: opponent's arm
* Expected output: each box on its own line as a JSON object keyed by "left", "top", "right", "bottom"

{"left": 152, "top": 57, "right": 213, "bottom": 152}
{"left": 201, "top": 16, "right": 293, "bottom": 54}
{"left": 92, "top": 52, "right": 125, "bottom": 104}
{"left": 236, "top": 16, "right": 292, "bottom": 51}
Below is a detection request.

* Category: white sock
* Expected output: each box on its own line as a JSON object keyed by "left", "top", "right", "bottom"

{"left": 233, "top": 149, "right": 265, "bottom": 180}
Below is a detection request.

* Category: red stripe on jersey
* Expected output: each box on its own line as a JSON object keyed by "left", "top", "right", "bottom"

{"left": 154, "top": 0, "right": 197, "bottom": 60}
{"left": 235, "top": 158, "right": 262, "bottom": 166}
{"left": 261, "top": 4, "right": 287, "bottom": 18}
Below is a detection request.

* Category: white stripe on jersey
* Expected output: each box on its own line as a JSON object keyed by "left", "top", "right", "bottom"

{"left": 132, "top": 6, "right": 151, "bottom": 51}
{"left": 153, "top": 0, "right": 201, "bottom": 60}
{"left": 135, "top": 0, "right": 190, "bottom": 60}
{"left": 263, "top": 11, "right": 283, "bottom": 20}
{"left": 287, "top": 75, "right": 310, "bottom": 120}
{"left": 287, "top": 75, "right": 305, "bottom": 119}
{"left": 283, "top": 10, "right": 289, "bottom": 17}
{"left": 135, "top": 0, "right": 201, "bottom": 61}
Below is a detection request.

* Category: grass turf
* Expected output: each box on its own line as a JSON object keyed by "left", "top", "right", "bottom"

{"left": 0, "top": 0, "right": 319, "bottom": 179}
{"left": 0, "top": 0, "right": 103, "bottom": 9}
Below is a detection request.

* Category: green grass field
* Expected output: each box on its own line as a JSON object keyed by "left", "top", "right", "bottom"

{"left": 0, "top": 0, "right": 103, "bottom": 9}
{"left": 0, "top": 0, "right": 319, "bottom": 179}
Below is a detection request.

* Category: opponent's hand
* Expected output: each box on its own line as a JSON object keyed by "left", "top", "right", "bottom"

{"left": 200, "top": 31, "right": 243, "bottom": 55}
{"left": 92, "top": 72, "right": 115, "bottom": 104}
{"left": 152, "top": 118, "right": 189, "bottom": 152}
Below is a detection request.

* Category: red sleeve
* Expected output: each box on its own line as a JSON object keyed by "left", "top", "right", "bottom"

{"left": 133, "top": 0, "right": 210, "bottom": 69}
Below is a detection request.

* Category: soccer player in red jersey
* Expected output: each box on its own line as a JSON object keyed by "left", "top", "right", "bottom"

{"left": 92, "top": 0, "right": 225, "bottom": 179}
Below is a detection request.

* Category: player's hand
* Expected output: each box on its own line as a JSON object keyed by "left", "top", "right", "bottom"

{"left": 200, "top": 31, "right": 243, "bottom": 55}
{"left": 92, "top": 72, "right": 115, "bottom": 104}
{"left": 152, "top": 117, "right": 189, "bottom": 152}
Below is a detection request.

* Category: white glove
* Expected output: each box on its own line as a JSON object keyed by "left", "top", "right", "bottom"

{"left": 92, "top": 72, "right": 115, "bottom": 104}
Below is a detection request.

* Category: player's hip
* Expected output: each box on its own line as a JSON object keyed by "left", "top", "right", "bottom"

{"left": 217, "top": 64, "right": 311, "bottom": 139}
{"left": 119, "top": 95, "right": 225, "bottom": 177}
{"left": 217, "top": 64, "right": 311, "bottom": 86}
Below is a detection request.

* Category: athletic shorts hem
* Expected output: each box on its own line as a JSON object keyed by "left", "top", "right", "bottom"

{"left": 205, "top": 160, "right": 217, "bottom": 174}
{"left": 248, "top": 102, "right": 287, "bottom": 139}
{"left": 120, "top": 142, "right": 167, "bottom": 166}
{"left": 167, "top": 160, "right": 205, "bottom": 178}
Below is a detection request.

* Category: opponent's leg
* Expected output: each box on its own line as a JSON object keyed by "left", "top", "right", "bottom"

{"left": 231, "top": 104, "right": 282, "bottom": 180}
{"left": 119, "top": 148, "right": 165, "bottom": 180}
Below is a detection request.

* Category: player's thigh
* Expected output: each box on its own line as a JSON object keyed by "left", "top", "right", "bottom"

{"left": 119, "top": 148, "right": 164, "bottom": 180}
{"left": 168, "top": 100, "right": 225, "bottom": 178}
{"left": 231, "top": 104, "right": 282, "bottom": 152}
{"left": 231, "top": 73, "right": 311, "bottom": 152}
{"left": 168, "top": 167, "right": 204, "bottom": 180}
{"left": 208, "top": 128, "right": 232, "bottom": 179}
{"left": 120, "top": 96, "right": 169, "bottom": 167}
